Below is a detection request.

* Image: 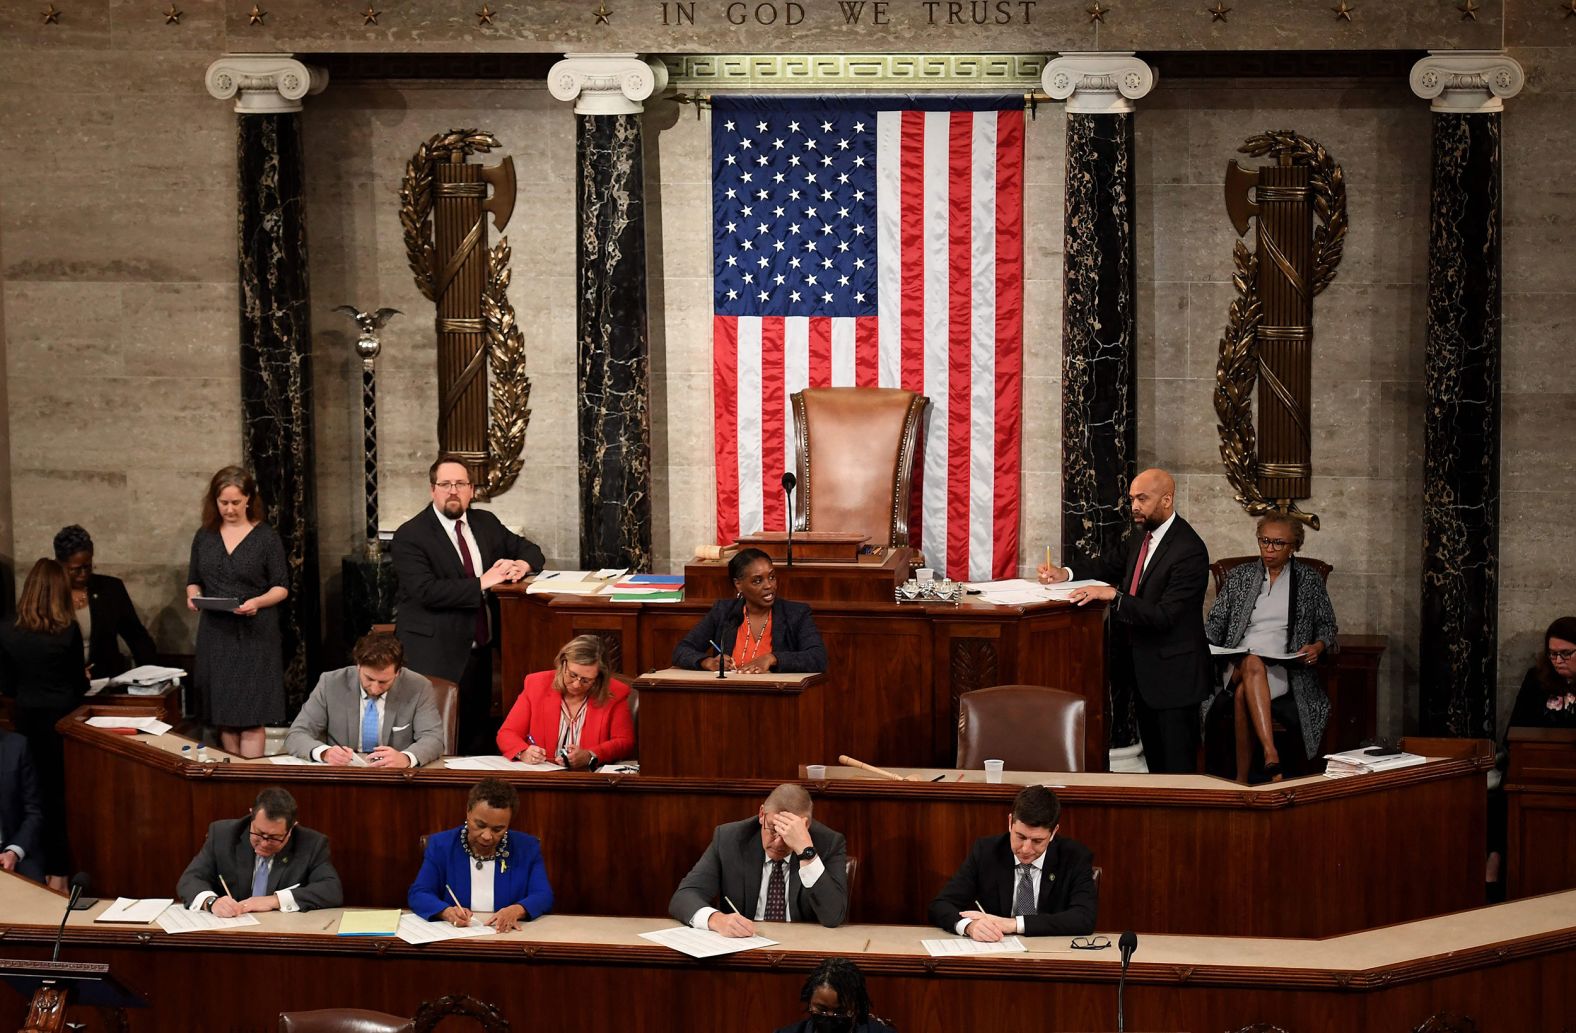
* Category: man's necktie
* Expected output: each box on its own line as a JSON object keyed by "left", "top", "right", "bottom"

{"left": 764, "top": 859, "right": 788, "bottom": 922}
{"left": 252, "top": 858, "right": 271, "bottom": 899}
{"left": 454, "top": 519, "right": 489, "bottom": 647}
{"left": 1128, "top": 531, "right": 1153, "bottom": 595}
{"left": 1012, "top": 863, "right": 1035, "bottom": 917}
{"left": 360, "top": 696, "right": 379, "bottom": 753}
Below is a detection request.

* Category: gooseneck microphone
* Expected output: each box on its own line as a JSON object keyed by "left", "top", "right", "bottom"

{"left": 1116, "top": 930, "right": 1137, "bottom": 1032}
{"left": 51, "top": 872, "right": 91, "bottom": 962}
{"left": 781, "top": 472, "right": 797, "bottom": 567}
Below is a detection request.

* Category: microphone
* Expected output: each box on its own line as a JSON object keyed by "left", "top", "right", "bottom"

{"left": 51, "top": 872, "right": 91, "bottom": 962}
{"left": 1116, "top": 930, "right": 1137, "bottom": 1033}
{"left": 781, "top": 472, "right": 797, "bottom": 567}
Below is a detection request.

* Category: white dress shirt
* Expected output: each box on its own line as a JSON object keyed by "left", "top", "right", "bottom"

{"left": 688, "top": 852, "right": 826, "bottom": 930}
{"left": 309, "top": 688, "right": 421, "bottom": 767}
{"left": 469, "top": 855, "right": 496, "bottom": 913}
{"left": 187, "top": 853, "right": 300, "bottom": 913}
{"left": 956, "top": 846, "right": 1048, "bottom": 936}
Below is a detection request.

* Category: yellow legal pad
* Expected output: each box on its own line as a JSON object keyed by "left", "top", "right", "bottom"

{"left": 336, "top": 909, "right": 402, "bottom": 936}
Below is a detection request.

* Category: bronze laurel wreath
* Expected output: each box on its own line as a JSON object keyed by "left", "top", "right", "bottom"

{"left": 1213, "top": 130, "right": 1348, "bottom": 530}
{"left": 398, "top": 129, "right": 531, "bottom": 500}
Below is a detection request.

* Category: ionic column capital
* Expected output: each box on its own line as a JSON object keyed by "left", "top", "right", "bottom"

{"left": 205, "top": 54, "right": 328, "bottom": 114}
{"left": 1410, "top": 51, "right": 1524, "bottom": 114}
{"left": 1043, "top": 52, "right": 1156, "bottom": 115}
{"left": 548, "top": 53, "right": 669, "bottom": 115}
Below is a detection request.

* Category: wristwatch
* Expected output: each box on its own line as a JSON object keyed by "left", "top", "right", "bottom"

{"left": 794, "top": 846, "right": 817, "bottom": 863}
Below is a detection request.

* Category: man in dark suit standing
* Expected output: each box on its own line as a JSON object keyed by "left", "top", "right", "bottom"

{"left": 1040, "top": 467, "right": 1213, "bottom": 773}
{"left": 177, "top": 786, "right": 342, "bottom": 915}
{"left": 393, "top": 455, "right": 545, "bottom": 754}
{"left": 669, "top": 783, "right": 849, "bottom": 936}
{"left": 0, "top": 729, "right": 46, "bottom": 883}
{"left": 929, "top": 785, "right": 1097, "bottom": 939}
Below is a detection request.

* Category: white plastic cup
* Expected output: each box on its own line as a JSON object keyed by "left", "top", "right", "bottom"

{"left": 806, "top": 764, "right": 828, "bottom": 780}
{"left": 915, "top": 567, "right": 936, "bottom": 582}
{"left": 983, "top": 759, "right": 1005, "bottom": 783}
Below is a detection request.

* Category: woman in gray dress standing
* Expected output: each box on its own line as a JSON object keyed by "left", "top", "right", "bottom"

{"left": 185, "top": 466, "right": 289, "bottom": 759}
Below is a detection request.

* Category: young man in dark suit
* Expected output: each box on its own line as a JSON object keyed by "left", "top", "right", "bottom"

{"left": 0, "top": 729, "right": 46, "bottom": 883}
{"left": 929, "top": 784, "right": 1097, "bottom": 940}
{"left": 392, "top": 455, "right": 545, "bottom": 754}
{"left": 669, "top": 783, "right": 849, "bottom": 936}
{"left": 177, "top": 786, "right": 342, "bottom": 915}
{"left": 1040, "top": 467, "right": 1213, "bottom": 773}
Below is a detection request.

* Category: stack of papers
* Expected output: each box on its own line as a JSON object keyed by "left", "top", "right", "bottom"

{"left": 1322, "top": 747, "right": 1428, "bottom": 778}
{"left": 96, "top": 897, "right": 174, "bottom": 923}
{"left": 1209, "top": 644, "right": 1304, "bottom": 661}
{"left": 526, "top": 571, "right": 609, "bottom": 595}
{"left": 638, "top": 926, "right": 778, "bottom": 958}
{"left": 156, "top": 907, "right": 261, "bottom": 933}
{"left": 444, "top": 755, "right": 564, "bottom": 772}
{"left": 612, "top": 574, "right": 684, "bottom": 603}
{"left": 396, "top": 913, "right": 498, "bottom": 945}
{"left": 962, "top": 579, "right": 1109, "bottom": 606}
{"left": 86, "top": 715, "right": 173, "bottom": 736}
{"left": 337, "top": 909, "right": 402, "bottom": 936}
{"left": 921, "top": 935, "right": 1028, "bottom": 957}
{"left": 108, "top": 664, "right": 186, "bottom": 689}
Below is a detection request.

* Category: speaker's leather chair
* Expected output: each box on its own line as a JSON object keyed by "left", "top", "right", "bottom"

{"left": 790, "top": 387, "right": 928, "bottom": 547}
{"left": 956, "top": 685, "right": 1087, "bottom": 773}
{"left": 279, "top": 1010, "right": 412, "bottom": 1033}
{"left": 428, "top": 676, "right": 461, "bottom": 757}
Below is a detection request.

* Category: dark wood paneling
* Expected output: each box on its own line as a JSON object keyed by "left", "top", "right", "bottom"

{"left": 1505, "top": 728, "right": 1576, "bottom": 900}
{"left": 634, "top": 674, "right": 824, "bottom": 779}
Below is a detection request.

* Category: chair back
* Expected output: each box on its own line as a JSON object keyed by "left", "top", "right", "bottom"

{"left": 791, "top": 387, "right": 928, "bottom": 547}
{"left": 1209, "top": 555, "right": 1333, "bottom": 594}
{"left": 428, "top": 676, "right": 461, "bottom": 757}
{"left": 956, "top": 685, "right": 1086, "bottom": 772}
{"left": 279, "top": 1010, "right": 413, "bottom": 1033}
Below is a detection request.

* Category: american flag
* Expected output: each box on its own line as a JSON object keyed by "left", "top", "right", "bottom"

{"left": 710, "top": 95, "right": 1024, "bottom": 581}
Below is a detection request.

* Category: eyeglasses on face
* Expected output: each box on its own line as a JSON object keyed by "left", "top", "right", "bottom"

{"left": 1549, "top": 648, "right": 1576, "bottom": 661}
{"left": 432, "top": 480, "right": 473, "bottom": 491}
{"left": 248, "top": 825, "right": 292, "bottom": 845}
{"left": 1071, "top": 935, "right": 1111, "bottom": 950}
{"left": 562, "top": 669, "right": 598, "bottom": 686}
{"left": 1256, "top": 537, "right": 1292, "bottom": 549}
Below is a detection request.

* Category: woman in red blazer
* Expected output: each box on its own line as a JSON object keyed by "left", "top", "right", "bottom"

{"left": 496, "top": 635, "right": 634, "bottom": 769}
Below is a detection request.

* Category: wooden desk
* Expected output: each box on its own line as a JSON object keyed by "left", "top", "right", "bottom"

{"left": 497, "top": 586, "right": 1110, "bottom": 771}
{"left": 1, "top": 875, "right": 1571, "bottom": 1033}
{"left": 1504, "top": 726, "right": 1576, "bottom": 899}
{"left": 59, "top": 714, "right": 1486, "bottom": 938}
{"left": 632, "top": 669, "right": 824, "bottom": 778}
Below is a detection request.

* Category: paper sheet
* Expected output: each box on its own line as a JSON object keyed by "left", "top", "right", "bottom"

{"left": 155, "top": 907, "right": 261, "bottom": 933}
{"left": 638, "top": 925, "right": 779, "bottom": 958}
{"left": 592, "top": 568, "right": 628, "bottom": 580}
{"left": 108, "top": 664, "right": 186, "bottom": 687}
{"left": 96, "top": 897, "right": 174, "bottom": 923}
{"left": 443, "top": 756, "right": 564, "bottom": 772}
{"left": 396, "top": 913, "right": 499, "bottom": 945}
{"left": 86, "top": 715, "right": 173, "bottom": 735}
{"left": 921, "top": 935, "right": 1028, "bottom": 957}
{"left": 1210, "top": 644, "right": 1303, "bottom": 661}
{"left": 268, "top": 755, "right": 315, "bottom": 765}
{"left": 336, "top": 909, "right": 402, "bottom": 936}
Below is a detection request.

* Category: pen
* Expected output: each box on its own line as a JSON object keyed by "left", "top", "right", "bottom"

{"left": 929, "top": 774, "right": 946, "bottom": 782}
{"left": 863, "top": 938, "right": 871, "bottom": 952}
{"left": 218, "top": 874, "right": 234, "bottom": 901}
{"left": 975, "top": 899, "right": 986, "bottom": 913}
{"left": 321, "top": 918, "right": 336, "bottom": 930}
{"left": 540, "top": 572, "right": 559, "bottom": 580}
{"left": 708, "top": 639, "right": 725, "bottom": 655}
{"left": 723, "top": 895, "right": 742, "bottom": 915}
{"left": 1045, "top": 544, "right": 1051, "bottom": 569}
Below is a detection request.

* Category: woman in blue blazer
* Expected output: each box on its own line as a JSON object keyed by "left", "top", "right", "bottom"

{"left": 409, "top": 779, "right": 553, "bottom": 932}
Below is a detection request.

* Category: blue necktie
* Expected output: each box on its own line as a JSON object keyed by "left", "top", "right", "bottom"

{"left": 252, "top": 857, "right": 270, "bottom": 899}
{"left": 361, "top": 696, "right": 379, "bottom": 753}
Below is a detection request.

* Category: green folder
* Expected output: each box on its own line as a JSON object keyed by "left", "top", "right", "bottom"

{"left": 336, "top": 909, "right": 402, "bottom": 936}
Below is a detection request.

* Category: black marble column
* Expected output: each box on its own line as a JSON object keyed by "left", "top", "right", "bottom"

{"left": 1061, "top": 111, "right": 1139, "bottom": 746}
{"left": 576, "top": 114, "right": 653, "bottom": 571}
{"left": 1420, "top": 113, "right": 1501, "bottom": 739}
{"left": 237, "top": 113, "right": 320, "bottom": 712}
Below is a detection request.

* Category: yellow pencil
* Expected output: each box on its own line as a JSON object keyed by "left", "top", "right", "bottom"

{"left": 1045, "top": 544, "right": 1051, "bottom": 569}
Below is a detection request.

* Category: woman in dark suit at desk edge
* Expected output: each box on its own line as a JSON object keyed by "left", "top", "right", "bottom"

{"left": 672, "top": 547, "right": 828, "bottom": 675}
{"left": 53, "top": 524, "right": 158, "bottom": 680}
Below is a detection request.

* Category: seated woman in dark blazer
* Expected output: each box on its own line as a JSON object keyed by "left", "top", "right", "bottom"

{"left": 409, "top": 778, "right": 553, "bottom": 932}
{"left": 496, "top": 634, "right": 635, "bottom": 770}
{"left": 672, "top": 548, "right": 828, "bottom": 674}
{"left": 53, "top": 524, "right": 157, "bottom": 680}
{"left": 772, "top": 958, "right": 896, "bottom": 1033}
{"left": 0, "top": 558, "right": 89, "bottom": 890}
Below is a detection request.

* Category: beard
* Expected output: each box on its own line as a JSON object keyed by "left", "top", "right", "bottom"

{"left": 439, "top": 497, "right": 468, "bottom": 519}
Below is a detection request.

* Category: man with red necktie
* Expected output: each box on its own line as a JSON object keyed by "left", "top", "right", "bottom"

{"left": 1038, "top": 467, "right": 1213, "bottom": 773}
{"left": 393, "top": 454, "right": 545, "bottom": 754}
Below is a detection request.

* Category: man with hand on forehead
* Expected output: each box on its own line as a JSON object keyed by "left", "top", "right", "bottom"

{"left": 669, "top": 783, "right": 849, "bottom": 937}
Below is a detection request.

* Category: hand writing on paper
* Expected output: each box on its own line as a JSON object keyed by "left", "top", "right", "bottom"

{"left": 708, "top": 911, "right": 756, "bottom": 938}
{"left": 960, "top": 910, "right": 1009, "bottom": 942}
{"left": 440, "top": 904, "right": 474, "bottom": 928}
{"left": 1036, "top": 562, "right": 1070, "bottom": 585}
{"left": 700, "top": 654, "right": 736, "bottom": 673}
{"left": 322, "top": 746, "right": 357, "bottom": 766}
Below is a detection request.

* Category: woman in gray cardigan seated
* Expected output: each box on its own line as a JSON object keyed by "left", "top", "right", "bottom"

{"left": 1204, "top": 514, "right": 1338, "bottom": 783}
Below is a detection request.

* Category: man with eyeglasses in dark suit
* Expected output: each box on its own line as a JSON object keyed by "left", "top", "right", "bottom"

{"left": 177, "top": 786, "right": 343, "bottom": 916}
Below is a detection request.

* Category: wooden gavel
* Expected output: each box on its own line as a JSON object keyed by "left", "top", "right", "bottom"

{"left": 837, "top": 755, "right": 923, "bottom": 781}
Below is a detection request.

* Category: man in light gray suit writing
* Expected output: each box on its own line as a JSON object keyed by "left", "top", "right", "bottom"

{"left": 669, "top": 783, "right": 849, "bottom": 937}
{"left": 285, "top": 632, "right": 446, "bottom": 768}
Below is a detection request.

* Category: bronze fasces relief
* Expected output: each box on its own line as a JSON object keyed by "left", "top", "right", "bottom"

{"left": 400, "top": 130, "right": 531, "bottom": 500}
{"left": 1215, "top": 131, "right": 1347, "bottom": 530}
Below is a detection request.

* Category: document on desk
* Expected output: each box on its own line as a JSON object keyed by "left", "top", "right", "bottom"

{"left": 96, "top": 897, "right": 175, "bottom": 923}
{"left": 85, "top": 715, "right": 173, "bottom": 735}
{"left": 155, "top": 907, "right": 261, "bottom": 933}
{"left": 921, "top": 935, "right": 1028, "bottom": 957}
{"left": 337, "top": 909, "right": 402, "bottom": 936}
{"left": 396, "top": 913, "right": 499, "bottom": 945}
{"left": 639, "top": 925, "right": 779, "bottom": 958}
{"left": 1040, "top": 579, "right": 1109, "bottom": 599}
{"left": 444, "top": 756, "right": 564, "bottom": 772}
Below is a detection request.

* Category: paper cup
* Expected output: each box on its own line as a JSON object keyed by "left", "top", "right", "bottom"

{"left": 806, "top": 764, "right": 828, "bottom": 780}
{"left": 983, "top": 759, "right": 1005, "bottom": 783}
{"left": 915, "top": 567, "right": 936, "bottom": 582}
